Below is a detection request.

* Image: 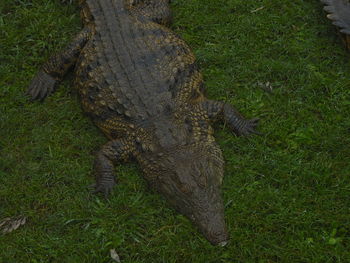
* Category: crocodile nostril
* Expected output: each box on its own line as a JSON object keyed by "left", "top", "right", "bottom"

{"left": 209, "top": 228, "right": 229, "bottom": 246}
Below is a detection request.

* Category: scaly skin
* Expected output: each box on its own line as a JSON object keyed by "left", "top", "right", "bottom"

{"left": 321, "top": 0, "right": 350, "bottom": 49}
{"left": 27, "top": 0, "right": 259, "bottom": 246}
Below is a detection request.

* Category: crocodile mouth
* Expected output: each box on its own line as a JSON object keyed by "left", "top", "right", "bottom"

{"left": 189, "top": 206, "right": 229, "bottom": 246}
{"left": 201, "top": 226, "right": 229, "bottom": 246}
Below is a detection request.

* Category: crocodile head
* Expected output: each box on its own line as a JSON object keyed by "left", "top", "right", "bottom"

{"left": 138, "top": 141, "right": 229, "bottom": 246}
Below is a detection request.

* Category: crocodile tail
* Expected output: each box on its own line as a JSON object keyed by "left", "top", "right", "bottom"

{"left": 321, "top": 0, "right": 350, "bottom": 48}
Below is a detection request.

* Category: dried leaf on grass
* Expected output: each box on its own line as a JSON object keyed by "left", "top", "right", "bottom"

{"left": 0, "top": 216, "right": 27, "bottom": 234}
{"left": 110, "top": 249, "right": 121, "bottom": 262}
{"left": 61, "top": 0, "right": 74, "bottom": 4}
{"left": 251, "top": 6, "right": 265, "bottom": 13}
{"left": 258, "top": 81, "right": 274, "bottom": 93}
{"left": 0, "top": 218, "right": 11, "bottom": 228}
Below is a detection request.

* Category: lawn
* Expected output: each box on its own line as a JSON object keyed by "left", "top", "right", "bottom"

{"left": 0, "top": 0, "right": 349, "bottom": 262}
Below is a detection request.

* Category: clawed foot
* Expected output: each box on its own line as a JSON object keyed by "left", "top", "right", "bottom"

{"left": 27, "top": 70, "right": 56, "bottom": 101}
{"left": 235, "top": 117, "right": 261, "bottom": 136}
{"left": 89, "top": 179, "right": 116, "bottom": 198}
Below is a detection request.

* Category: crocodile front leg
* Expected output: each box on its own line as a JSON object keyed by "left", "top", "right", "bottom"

{"left": 27, "top": 26, "right": 91, "bottom": 101}
{"left": 202, "top": 100, "right": 260, "bottom": 136}
{"left": 92, "top": 139, "right": 135, "bottom": 198}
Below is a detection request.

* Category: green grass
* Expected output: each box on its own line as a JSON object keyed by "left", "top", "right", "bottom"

{"left": 1, "top": 0, "right": 349, "bottom": 262}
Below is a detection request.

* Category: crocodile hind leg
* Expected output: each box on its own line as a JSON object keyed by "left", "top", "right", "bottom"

{"left": 129, "top": 0, "right": 172, "bottom": 26}
{"left": 27, "top": 27, "right": 91, "bottom": 101}
{"left": 202, "top": 100, "right": 260, "bottom": 136}
{"left": 92, "top": 139, "right": 135, "bottom": 198}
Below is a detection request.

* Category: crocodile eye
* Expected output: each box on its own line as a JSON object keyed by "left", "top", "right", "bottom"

{"left": 171, "top": 171, "right": 194, "bottom": 195}
{"left": 179, "top": 183, "right": 192, "bottom": 194}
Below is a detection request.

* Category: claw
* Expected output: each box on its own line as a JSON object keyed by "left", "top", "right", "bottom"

{"left": 250, "top": 129, "right": 263, "bottom": 136}
{"left": 27, "top": 70, "right": 56, "bottom": 101}
{"left": 238, "top": 118, "right": 261, "bottom": 136}
{"left": 250, "top": 117, "right": 260, "bottom": 123}
{"left": 88, "top": 183, "right": 97, "bottom": 191}
{"left": 89, "top": 180, "right": 116, "bottom": 199}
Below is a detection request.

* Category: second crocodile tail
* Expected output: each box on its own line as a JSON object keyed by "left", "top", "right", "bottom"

{"left": 321, "top": 0, "right": 350, "bottom": 49}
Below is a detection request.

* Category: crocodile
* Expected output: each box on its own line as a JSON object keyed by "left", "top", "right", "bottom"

{"left": 27, "top": 0, "right": 259, "bottom": 246}
{"left": 321, "top": 0, "right": 350, "bottom": 49}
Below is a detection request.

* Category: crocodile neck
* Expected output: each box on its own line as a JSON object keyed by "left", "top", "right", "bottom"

{"left": 85, "top": 0, "right": 127, "bottom": 16}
